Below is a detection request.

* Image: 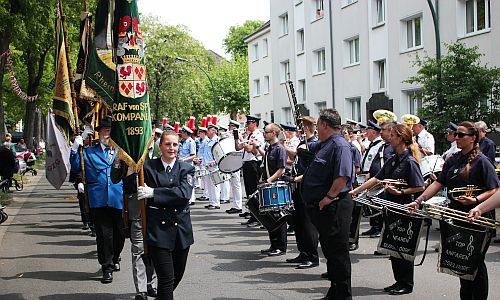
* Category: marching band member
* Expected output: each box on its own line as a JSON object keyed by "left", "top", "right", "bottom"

{"left": 352, "top": 124, "right": 425, "bottom": 295}
{"left": 179, "top": 126, "right": 197, "bottom": 205}
{"left": 359, "top": 120, "right": 384, "bottom": 238}
{"left": 442, "top": 122, "right": 460, "bottom": 160}
{"left": 204, "top": 124, "right": 221, "bottom": 209}
{"left": 254, "top": 123, "right": 288, "bottom": 256}
{"left": 235, "top": 115, "right": 264, "bottom": 227}
{"left": 475, "top": 121, "right": 496, "bottom": 166}
{"left": 137, "top": 130, "right": 195, "bottom": 300}
{"left": 408, "top": 121, "right": 499, "bottom": 300}
{"left": 218, "top": 124, "right": 231, "bottom": 205}
{"left": 194, "top": 127, "right": 209, "bottom": 202}
{"left": 301, "top": 109, "right": 354, "bottom": 300}
{"left": 225, "top": 120, "right": 243, "bottom": 214}
{"left": 412, "top": 119, "right": 435, "bottom": 156}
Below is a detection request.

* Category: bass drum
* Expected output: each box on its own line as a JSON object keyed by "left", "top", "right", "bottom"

{"left": 212, "top": 137, "right": 243, "bottom": 173}
{"left": 246, "top": 192, "right": 290, "bottom": 233}
{"left": 420, "top": 155, "right": 445, "bottom": 178}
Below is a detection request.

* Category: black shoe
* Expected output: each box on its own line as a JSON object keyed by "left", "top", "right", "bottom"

{"left": 220, "top": 199, "right": 230, "bottom": 204}
{"left": 241, "top": 219, "right": 257, "bottom": 226}
{"left": 134, "top": 292, "right": 147, "bottom": 300}
{"left": 349, "top": 243, "right": 359, "bottom": 251}
{"left": 189, "top": 202, "right": 195, "bottom": 206}
{"left": 383, "top": 283, "right": 400, "bottom": 292}
{"left": 226, "top": 208, "right": 242, "bottom": 214}
{"left": 101, "top": 272, "right": 113, "bottom": 284}
{"left": 113, "top": 263, "right": 120, "bottom": 272}
{"left": 361, "top": 227, "right": 379, "bottom": 236}
{"left": 147, "top": 286, "right": 157, "bottom": 297}
{"left": 296, "top": 261, "right": 319, "bottom": 269}
{"left": 207, "top": 205, "right": 220, "bottom": 210}
{"left": 321, "top": 272, "right": 328, "bottom": 279}
{"left": 370, "top": 231, "right": 381, "bottom": 238}
{"left": 493, "top": 238, "right": 500, "bottom": 244}
{"left": 90, "top": 230, "right": 96, "bottom": 237}
{"left": 389, "top": 286, "right": 413, "bottom": 295}
{"left": 197, "top": 196, "right": 209, "bottom": 201}
{"left": 286, "top": 256, "right": 307, "bottom": 264}
{"left": 239, "top": 211, "right": 250, "bottom": 218}
{"left": 287, "top": 229, "right": 295, "bottom": 236}
{"left": 81, "top": 224, "right": 89, "bottom": 230}
{"left": 261, "top": 248, "right": 274, "bottom": 254}
{"left": 268, "top": 249, "right": 286, "bottom": 256}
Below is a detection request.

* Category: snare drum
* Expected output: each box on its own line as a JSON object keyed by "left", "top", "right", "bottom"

{"left": 195, "top": 167, "right": 208, "bottom": 179}
{"left": 356, "top": 174, "right": 367, "bottom": 185}
{"left": 212, "top": 137, "right": 243, "bottom": 173}
{"left": 209, "top": 170, "right": 231, "bottom": 185}
{"left": 420, "top": 155, "right": 445, "bottom": 178}
{"left": 257, "top": 181, "right": 292, "bottom": 212}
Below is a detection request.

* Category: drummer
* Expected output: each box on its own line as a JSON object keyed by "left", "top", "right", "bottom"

{"left": 194, "top": 126, "right": 210, "bottom": 202}
{"left": 253, "top": 123, "right": 288, "bottom": 256}
{"left": 408, "top": 121, "right": 499, "bottom": 300}
{"left": 351, "top": 124, "right": 425, "bottom": 295}
{"left": 225, "top": 120, "right": 243, "bottom": 214}
{"left": 217, "top": 124, "right": 231, "bottom": 205}
{"left": 204, "top": 123, "right": 221, "bottom": 209}
{"left": 179, "top": 126, "right": 197, "bottom": 205}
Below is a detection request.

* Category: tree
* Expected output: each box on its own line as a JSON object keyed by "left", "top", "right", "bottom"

{"left": 407, "top": 42, "right": 500, "bottom": 152}
{"left": 209, "top": 56, "right": 249, "bottom": 119}
{"left": 222, "top": 20, "right": 265, "bottom": 58}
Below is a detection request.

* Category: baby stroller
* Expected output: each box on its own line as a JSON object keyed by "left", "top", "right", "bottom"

{"left": 18, "top": 151, "right": 37, "bottom": 176}
{"left": 0, "top": 147, "right": 23, "bottom": 192}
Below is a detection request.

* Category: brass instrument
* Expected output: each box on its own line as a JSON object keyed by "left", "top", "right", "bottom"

{"left": 353, "top": 194, "right": 428, "bottom": 218}
{"left": 285, "top": 79, "right": 309, "bottom": 151}
{"left": 448, "top": 185, "right": 483, "bottom": 201}
{"left": 373, "top": 109, "right": 397, "bottom": 124}
{"left": 379, "top": 179, "right": 408, "bottom": 189}
{"left": 401, "top": 114, "right": 420, "bottom": 126}
{"left": 424, "top": 204, "right": 500, "bottom": 229}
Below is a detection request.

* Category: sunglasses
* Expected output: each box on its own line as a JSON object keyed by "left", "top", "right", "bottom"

{"left": 454, "top": 132, "right": 473, "bottom": 138}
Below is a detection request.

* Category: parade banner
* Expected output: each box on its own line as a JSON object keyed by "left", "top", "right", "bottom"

{"left": 53, "top": 7, "right": 75, "bottom": 140}
{"left": 84, "top": 0, "right": 116, "bottom": 108}
{"left": 438, "top": 220, "right": 490, "bottom": 280}
{"left": 45, "top": 110, "right": 71, "bottom": 190}
{"left": 110, "top": 0, "right": 152, "bottom": 171}
{"left": 0, "top": 49, "right": 38, "bottom": 102}
{"left": 377, "top": 208, "right": 424, "bottom": 261}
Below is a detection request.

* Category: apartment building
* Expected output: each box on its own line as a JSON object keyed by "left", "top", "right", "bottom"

{"left": 247, "top": 0, "right": 497, "bottom": 125}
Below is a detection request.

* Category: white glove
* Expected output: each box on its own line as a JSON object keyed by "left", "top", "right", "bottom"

{"left": 72, "top": 135, "right": 83, "bottom": 152}
{"left": 77, "top": 183, "right": 85, "bottom": 193}
{"left": 82, "top": 125, "right": 94, "bottom": 140}
{"left": 137, "top": 184, "right": 154, "bottom": 200}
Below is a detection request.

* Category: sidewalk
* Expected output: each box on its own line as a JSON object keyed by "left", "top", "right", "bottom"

{"left": 1, "top": 169, "right": 500, "bottom": 299}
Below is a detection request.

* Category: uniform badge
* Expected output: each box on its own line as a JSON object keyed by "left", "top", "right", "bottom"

{"left": 187, "top": 174, "right": 194, "bottom": 187}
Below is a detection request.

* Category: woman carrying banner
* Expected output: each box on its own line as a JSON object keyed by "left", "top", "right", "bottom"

{"left": 408, "top": 121, "right": 499, "bottom": 300}
{"left": 137, "top": 130, "right": 195, "bottom": 300}
{"left": 351, "top": 124, "right": 425, "bottom": 295}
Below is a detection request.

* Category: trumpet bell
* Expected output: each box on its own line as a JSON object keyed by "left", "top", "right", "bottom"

{"left": 401, "top": 114, "right": 421, "bottom": 126}
{"left": 373, "top": 109, "right": 397, "bottom": 124}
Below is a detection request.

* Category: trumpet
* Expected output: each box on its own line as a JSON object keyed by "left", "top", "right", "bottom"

{"left": 424, "top": 204, "right": 499, "bottom": 229}
{"left": 447, "top": 185, "right": 484, "bottom": 201}
{"left": 379, "top": 179, "right": 408, "bottom": 189}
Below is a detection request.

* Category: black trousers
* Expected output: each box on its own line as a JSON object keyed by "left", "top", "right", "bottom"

{"left": 91, "top": 207, "right": 126, "bottom": 273}
{"left": 242, "top": 160, "right": 261, "bottom": 197}
{"left": 307, "top": 195, "right": 353, "bottom": 300}
{"left": 390, "top": 257, "right": 414, "bottom": 288}
{"left": 459, "top": 241, "right": 490, "bottom": 300}
{"left": 150, "top": 246, "right": 190, "bottom": 300}
{"left": 269, "top": 222, "right": 287, "bottom": 251}
{"left": 292, "top": 187, "right": 319, "bottom": 262}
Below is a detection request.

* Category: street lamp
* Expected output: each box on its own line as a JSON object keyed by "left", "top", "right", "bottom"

{"left": 175, "top": 56, "right": 217, "bottom": 115}
{"left": 426, "top": 0, "right": 443, "bottom": 110}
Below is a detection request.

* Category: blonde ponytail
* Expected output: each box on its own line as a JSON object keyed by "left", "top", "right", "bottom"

{"left": 409, "top": 142, "right": 421, "bottom": 163}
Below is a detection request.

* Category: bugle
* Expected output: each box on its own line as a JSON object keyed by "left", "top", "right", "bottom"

{"left": 424, "top": 204, "right": 500, "bottom": 229}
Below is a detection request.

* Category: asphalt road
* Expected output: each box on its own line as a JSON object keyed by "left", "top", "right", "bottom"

{"left": 1, "top": 170, "right": 500, "bottom": 299}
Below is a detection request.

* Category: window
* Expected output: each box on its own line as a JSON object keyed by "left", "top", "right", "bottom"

{"left": 282, "top": 107, "right": 292, "bottom": 125}
{"left": 375, "top": 0, "right": 385, "bottom": 24}
{"left": 297, "top": 29, "right": 305, "bottom": 53}
{"left": 263, "top": 76, "right": 270, "bottom": 94}
{"left": 280, "top": 61, "right": 290, "bottom": 83}
{"left": 405, "top": 15, "right": 422, "bottom": 49}
{"left": 280, "top": 13, "right": 289, "bottom": 36}
{"left": 465, "top": 0, "right": 491, "bottom": 34}
{"left": 253, "top": 79, "right": 260, "bottom": 97}
{"left": 298, "top": 79, "right": 306, "bottom": 103}
{"left": 314, "top": 48, "right": 326, "bottom": 74}
{"left": 346, "top": 37, "right": 360, "bottom": 65}
{"left": 315, "top": 101, "right": 327, "bottom": 114}
{"left": 270, "top": 110, "right": 275, "bottom": 123}
{"left": 406, "top": 90, "right": 422, "bottom": 115}
{"left": 252, "top": 43, "right": 259, "bottom": 61}
{"left": 346, "top": 97, "right": 362, "bottom": 122}
{"left": 315, "top": 0, "right": 324, "bottom": 18}
{"left": 375, "top": 60, "right": 386, "bottom": 90}
{"left": 262, "top": 38, "right": 268, "bottom": 57}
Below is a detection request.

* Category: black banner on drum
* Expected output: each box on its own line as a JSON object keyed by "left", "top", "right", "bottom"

{"left": 377, "top": 208, "right": 424, "bottom": 261}
{"left": 438, "top": 220, "right": 490, "bottom": 280}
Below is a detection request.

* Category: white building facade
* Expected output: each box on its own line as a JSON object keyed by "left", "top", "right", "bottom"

{"left": 247, "top": 0, "right": 498, "bottom": 125}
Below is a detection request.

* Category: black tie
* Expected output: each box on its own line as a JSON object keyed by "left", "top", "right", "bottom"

{"left": 415, "top": 135, "right": 420, "bottom": 144}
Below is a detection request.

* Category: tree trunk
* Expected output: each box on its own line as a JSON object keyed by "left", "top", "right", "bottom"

{"left": 0, "top": 32, "right": 9, "bottom": 140}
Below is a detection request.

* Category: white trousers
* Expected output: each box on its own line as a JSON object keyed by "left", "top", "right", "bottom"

{"left": 229, "top": 171, "right": 242, "bottom": 209}
{"left": 206, "top": 176, "right": 220, "bottom": 207}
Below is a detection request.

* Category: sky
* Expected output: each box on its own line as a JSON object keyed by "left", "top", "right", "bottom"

{"left": 138, "top": 0, "right": 270, "bottom": 58}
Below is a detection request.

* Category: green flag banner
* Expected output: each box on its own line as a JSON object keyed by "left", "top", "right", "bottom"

{"left": 84, "top": 0, "right": 116, "bottom": 108}
{"left": 53, "top": 5, "right": 75, "bottom": 140}
{"left": 110, "top": 0, "right": 152, "bottom": 171}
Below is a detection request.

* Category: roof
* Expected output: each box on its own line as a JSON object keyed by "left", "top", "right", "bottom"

{"left": 243, "top": 20, "right": 271, "bottom": 43}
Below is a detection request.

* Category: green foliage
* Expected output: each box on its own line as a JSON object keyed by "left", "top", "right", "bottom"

{"left": 406, "top": 42, "right": 500, "bottom": 151}
{"left": 223, "top": 20, "right": 265, "bottom": 57}
{"left": 209, "top": 55, "right": 249, "bottom": 118}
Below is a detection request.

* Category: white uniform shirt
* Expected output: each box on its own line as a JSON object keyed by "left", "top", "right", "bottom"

{"left": 442, "top": 141, "right": 461, "bottom": 160}
{"left": 361, "top": 137, "right": 383, "bottom": 173}
{"left": 242, "top": 128, "right": 264, "bottom": 162}
{"left": 416, "top": 128, "right": 435, "bottom": 154}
